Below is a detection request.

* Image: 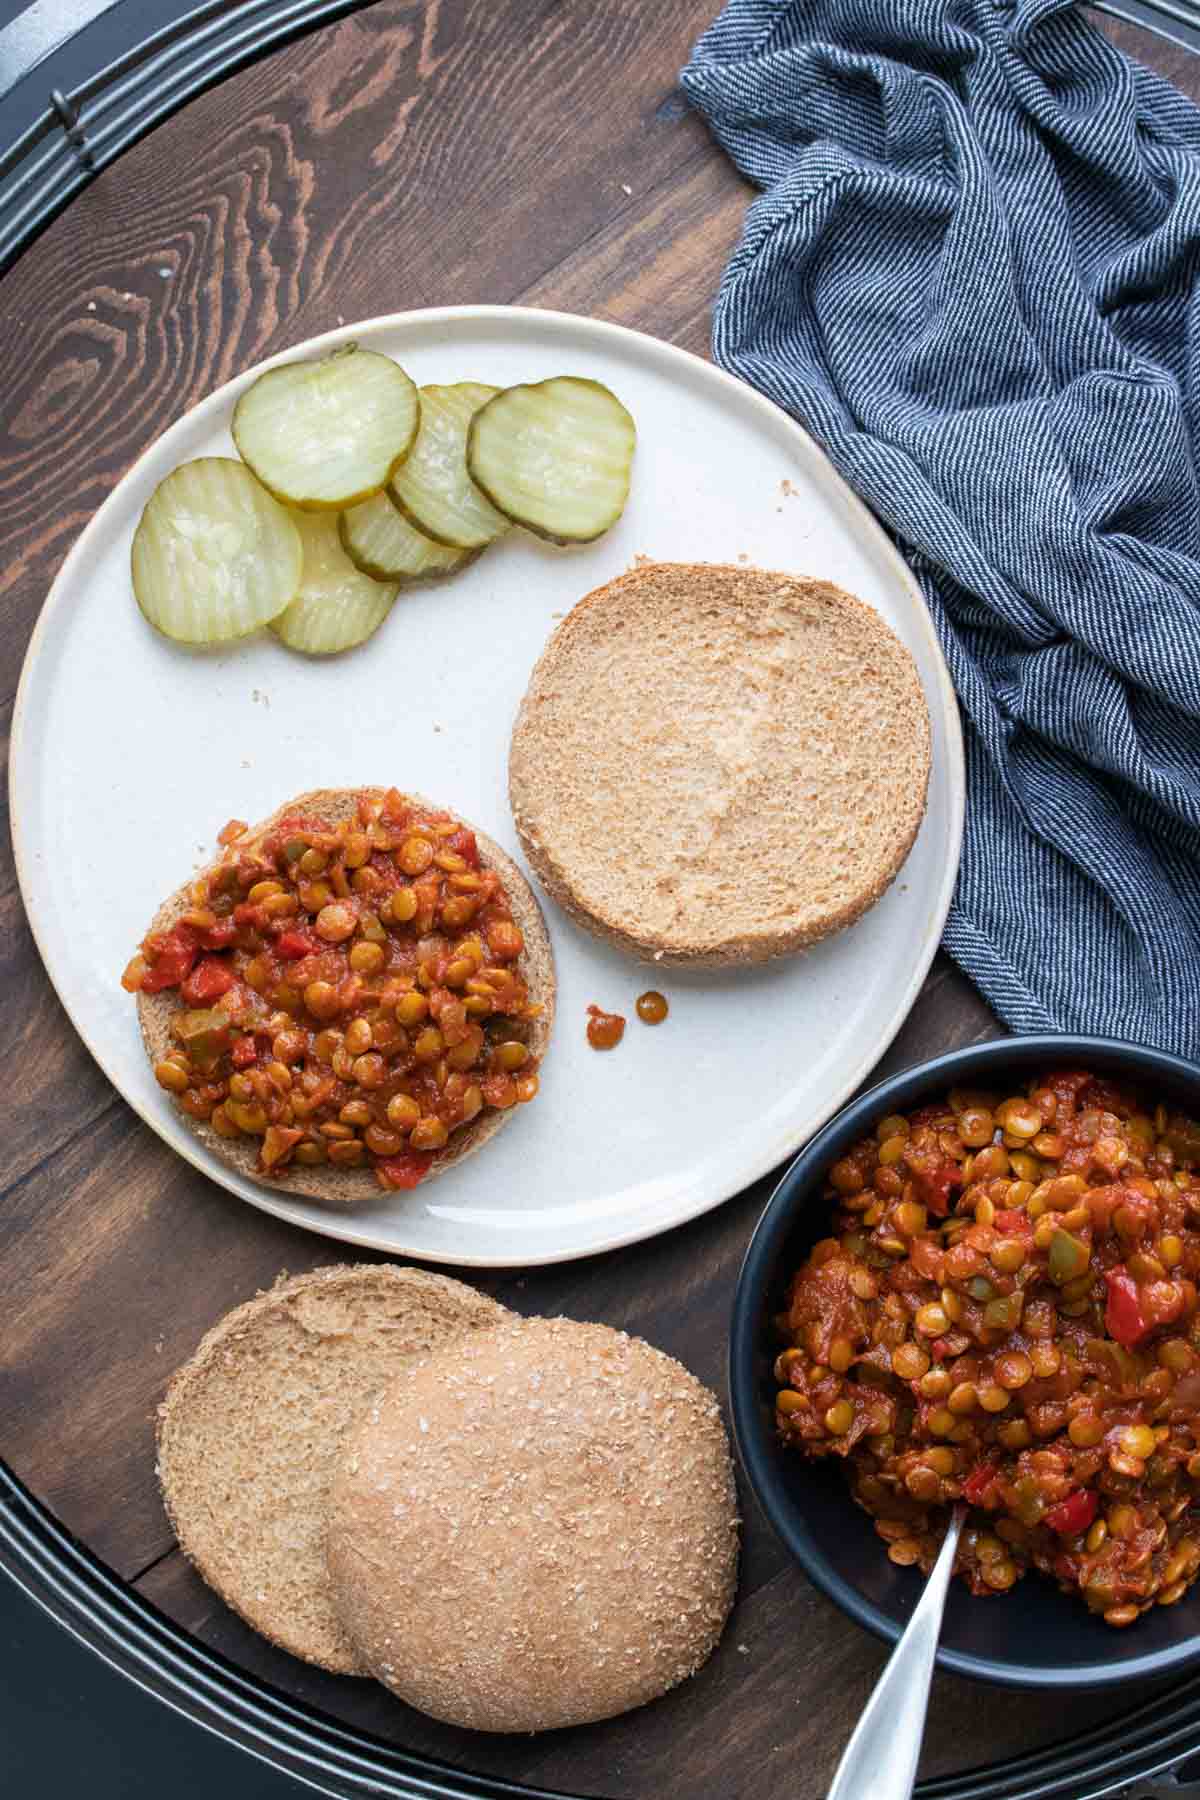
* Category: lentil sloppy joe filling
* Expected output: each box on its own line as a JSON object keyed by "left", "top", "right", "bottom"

{"left": 777, "top": 1071, "right": 1200, "bottom": 1626}
{"left": 123, "top": 789, "right": 542, "bottom": 1189}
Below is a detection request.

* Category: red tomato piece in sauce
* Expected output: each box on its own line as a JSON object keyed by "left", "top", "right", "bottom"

{"left": 376, "top": 1151, "right": 435, "bottom": 1190}
{"left": 180, "top": 956, "right": 235, "bottom": 1005}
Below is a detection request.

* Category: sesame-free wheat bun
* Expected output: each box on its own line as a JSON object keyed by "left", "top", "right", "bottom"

{"left": 327, "top": 1315, "right": 740, "bottom": 1732}
{"left": 156, "top": 1265, "right": 512, "bottom": 1672}
{"left": 509, "top": 563, "right": 931, "bottom": 966}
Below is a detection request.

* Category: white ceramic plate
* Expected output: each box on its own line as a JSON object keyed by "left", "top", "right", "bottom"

{"left": 11, "top": 306, "right": 963, "bottom": 1267}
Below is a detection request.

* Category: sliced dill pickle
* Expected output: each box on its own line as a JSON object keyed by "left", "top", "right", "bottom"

{"left": 387, "top": 382, "right": 509, "bottom": 550}
{"left": 131, "top": 457, "right": 301, "bottom": 644}
{"left": 232, "top": 345, "right": 419, "bottom": 511}
{"left": 271, "top": 511, "right": 397, "bottom": 655}
{"left": 338, "top": 489, "right": 475, "bottom": 582}
{"left": 467, "top": 376, "right": 635, "bottom": 543}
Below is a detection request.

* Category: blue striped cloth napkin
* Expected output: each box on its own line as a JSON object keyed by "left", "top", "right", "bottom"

{"left": 682, "top": 0, "right": 1200, "bottom": 1059}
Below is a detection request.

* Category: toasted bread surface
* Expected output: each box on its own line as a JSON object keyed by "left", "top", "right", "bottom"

{"left": 156, "top": 1264, "right": 512, "bottom": 1672}
{"left": 136, "top": 788, "right": 554, "bottom": 1204}
{"left": 509, "top": 563, "right": 932, "bottom": 965}
{"left": 328, "top": 1315, "right": 740, "bottom": 1732}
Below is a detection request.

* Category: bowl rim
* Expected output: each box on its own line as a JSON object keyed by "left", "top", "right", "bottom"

{"left": 728, "top": 1031, "right": 1200, "bottom": 1689}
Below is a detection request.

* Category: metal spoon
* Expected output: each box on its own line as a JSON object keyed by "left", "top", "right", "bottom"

{"left": 826, "top": 1505, "right": 965, "bottom": 1800}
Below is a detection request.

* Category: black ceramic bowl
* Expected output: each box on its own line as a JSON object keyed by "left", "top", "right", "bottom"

{"left": 729, "top": 1034, "right": 1200, "bottom": 1688}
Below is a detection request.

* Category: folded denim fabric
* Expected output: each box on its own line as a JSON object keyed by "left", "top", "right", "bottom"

{"left": 683, "top": 0, "right": 1200, "bottom": 1058}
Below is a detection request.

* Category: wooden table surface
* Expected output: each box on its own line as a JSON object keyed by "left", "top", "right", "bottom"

{"left": 1, "top": 4, "right": 1194, "bottom": 1796}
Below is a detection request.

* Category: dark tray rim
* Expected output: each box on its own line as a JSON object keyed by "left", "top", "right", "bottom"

{"left": 4, "top": 1, "right": 1200, "bottom": 1795}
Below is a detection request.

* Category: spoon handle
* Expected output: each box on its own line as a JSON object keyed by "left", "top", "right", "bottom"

{"left": 826, "top": 1508, "right": 965, "bottom": 1800}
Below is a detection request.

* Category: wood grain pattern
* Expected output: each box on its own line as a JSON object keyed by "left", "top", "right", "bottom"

{"left": 0, "top": 3, "right": 1187, "bottom": 1795}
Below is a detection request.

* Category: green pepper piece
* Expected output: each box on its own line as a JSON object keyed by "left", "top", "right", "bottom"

{"left": 969, "top": 1276, "right": 995, "bottom": 1303}
{"left": 171, "top": 1006, "right": 232, "bottom": 1072}
{"left": 1048, "top": 1229, "right": 1090, "bottom": 1285}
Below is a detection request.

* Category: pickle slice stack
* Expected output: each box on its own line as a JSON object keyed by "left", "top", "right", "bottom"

{"left": 131, "top": 350, "right": 637, "bottom": 657}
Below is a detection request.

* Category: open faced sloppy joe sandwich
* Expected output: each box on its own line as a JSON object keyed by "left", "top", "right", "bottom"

{"left": 123, "top": 787, "right": 554, "bottom": 1199}
{"left": 776, "top": 1070, "right": 1200, "bottom": 1627}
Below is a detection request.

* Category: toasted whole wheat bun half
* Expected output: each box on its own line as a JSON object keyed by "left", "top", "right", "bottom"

{"left": 327, "top": 1315, "right": 740, "bottom": 1732}
{"left": 156, "top": 1263, "right": 512, "bottom": 1673}
{"left": 135, "top": 788, "right": 554, "bottom": 1204}
{"left": 509, "top": 563, "right": 932, "bottom": 967}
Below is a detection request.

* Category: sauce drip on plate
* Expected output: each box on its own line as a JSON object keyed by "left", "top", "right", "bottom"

{"left": 586, "top": 1005, "right": 625, "bottom": 1050}
{"left": 636, "top": 990, "right": 668, "bottom": 1025}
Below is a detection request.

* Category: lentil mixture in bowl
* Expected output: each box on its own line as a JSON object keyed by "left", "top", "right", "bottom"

{"left": 728, "top": 1038, "right": 1200, "bottom": 1687}
{"left": 776, "top": 1070, "right": 1200, "bottom": 1627}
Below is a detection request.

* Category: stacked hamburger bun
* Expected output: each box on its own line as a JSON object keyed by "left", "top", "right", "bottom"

{"left": 158, "top": 1266, "right": 739, "bottom": 1732}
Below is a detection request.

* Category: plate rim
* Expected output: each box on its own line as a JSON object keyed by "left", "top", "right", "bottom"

{"left": 9, "top": 303, "right": 966, "bottom": 1267}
